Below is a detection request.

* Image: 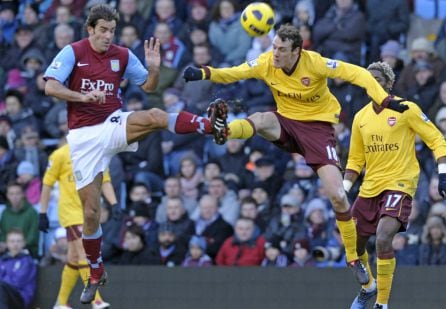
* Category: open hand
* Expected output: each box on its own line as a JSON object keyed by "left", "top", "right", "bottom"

{"left": 145, "top": 37, "right": 161, "bottom": 71}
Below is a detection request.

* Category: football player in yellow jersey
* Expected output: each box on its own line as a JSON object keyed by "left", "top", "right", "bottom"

{"left": 183, "top": 24, "right": 409, "bottom": 285}
{"left": 38, "top": 142, "right": 119, "bottom": 309}
{"left": 344, "top": 61, "right": 446, "bottom": 309}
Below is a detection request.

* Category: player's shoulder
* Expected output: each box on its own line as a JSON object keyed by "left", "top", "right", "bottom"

{"left": 51, "top": 143, "right": 69, "bottom": 159}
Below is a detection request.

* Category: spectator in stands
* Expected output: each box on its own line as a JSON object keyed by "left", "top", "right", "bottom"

{"left": 178, "top": 0, "right": 210, "bottom": 49}
{"left": 289, "top": 238, "right": 315, "bottom": 267}
{"left": 0, "top": 2, "right": 18, "bottom": 45}
{"left": 16, "top": 161, "right": 41, "bottom": 206}
{"left": 406, "top": 60, "right": 438, "bottom": 113}
{"left": 395, "top": 37, "right": 445, "bottom": 98}
{"left": 20, "top": 3, "right": 47, "bottom": 48}
{"left": 39, "top": 227, "right": 68, "bottom": 266}
{"left": 154, "top": 22, "right": 188, "bottom": 69}
{"left": 1, "top": 24, "right": 38, "bottom": 71}
{"left": 436, "top": 107, "right": 446, "bottom": 136}
{"left": 239, "top": 196, "right": 267, "bottom": 233}
{"left": 112, "top": 224, "right": 154, "bottom": 265}
{"left": 43, "top": 103, "right": 68, "bottom": 140}
{"left": 128, "top": 182, "right": 154, "bottom": 209}
{"left": 25, "top": 72, "right": 54, "bottom": 135}
{"left": 116, "top": 0, "right": 146, "bottom": 38}
{"left": 208, "top": 0, "right": 251, "bottom": 66}
{"left": 216, "top": 218, "right": 265, "bottom": 266}
{"left": 428, "top": 81, "right": 446, "bottom": 120}
{"left": 0, "top": 183, "right": 39, "bottom": 257}
{"left": 418, "top": 216, "right": 446, "bottom": 265}
{"left": 156, "top": 176, "right": 198, "bottom": 223}
{"left": 174, "top": 44, "right": 216, "bottom": 114}
{"left": 4, "top": 90, "right": 38, "bottom": 137}
{"left": 252, "top": 157, "right": 282, "bottom": 200}
{"left": 13, "top": 127, "right": 48, "bottom": 177}
{"left": 145, "top": 0, "right": 184, "bottom": 38}
{"left": 204, "top": 176, "right": 239, "bottom": 226}
{"left": 193, "top": 194, "right": 233, "bottom": 260}
{"left": 261, "top": 237, "right": 288, "bottom": 267}
{"left": 182, "top": 235, "right": 212, "bottom": 267}
{"left": 250, "top": 181, "right": 274, "bottom": 223}
{"left": 292, "top": 0, "right": 315, "bottom": 28}
{"left": 149, "top": 222, "right": 187, "bottom": 266}
{"left": 314, "top": 226, "right": 346, "bottom": 268}
{"left": 304, "top": 198, "right": 332, "bottom": 250}
{"left": 380, "top": 40, "right": 404, "bottom": 84}
{"left": 218, "top": 139, "right": 253, "bottom": 192}
{"left": 163, "top": 87, "right": 186, "bottom": 113}
{"left": 0, "top": 136, "right": 17, "bottom": 204}
{"left": 365, "top": 0, "right": 409, "bottom": 62}
{"left": 0, "top": 229, "right": 37, "bottom": 309}
{"left": 179, "top": 155, "right": 203, "bottom": 201}
{"left": 392, "top": 233, "right": 418, "bottom": 266}
{"left": 44, "top": 23, "right": 75, "bottom": 63}
{"left": 0, "top": 115, "right": 15, "bottom": 149}
{"left": 119, "top": 23, "right": 145, "bottom": 63}
{"left": 313, "top": 0, "right": 365, "bottom": 64}
{"left": 128, "top": 200, "right": 159, "bottom": 250}
{"left": 264, "top": 194, "right": 305, "bottom": 257}
{"left": 163, "top": 196, "right": 195, "bottom": 247}
{"left": 101, "top": 203, "right": 125, "bottom": 263}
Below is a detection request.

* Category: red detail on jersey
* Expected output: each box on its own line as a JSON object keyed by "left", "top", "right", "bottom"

{"left": 301, "top": 77, "right": 311, "bottom": 86}
{"left": 68, "top": 39, "right": 129, "bottom": 129}
{"left": 387, "top": 117, "right": 396, "bottom": 127}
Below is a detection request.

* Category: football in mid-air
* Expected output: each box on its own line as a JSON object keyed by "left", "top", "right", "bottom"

{"left": 240, "top": 2, "right": 275, "bottom": 37}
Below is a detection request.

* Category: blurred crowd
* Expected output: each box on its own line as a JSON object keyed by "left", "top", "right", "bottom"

{"left": 1, "top": 2, "right": 446, "bottom": 295}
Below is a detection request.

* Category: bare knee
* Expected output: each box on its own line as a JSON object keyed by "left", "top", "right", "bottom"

{"left": 145, "top": 108, "right": 167, "bottom": 130}
{"left": 375, "top": 233, "right": 393, "bottom": 254}
{"left": 328, "top": 188, "right": 349, "bottom": 213}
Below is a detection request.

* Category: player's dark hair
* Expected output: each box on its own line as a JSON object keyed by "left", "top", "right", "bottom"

{"left": 277, "top": 24, "right": 303, "bottom": 50}
{"left": 85, "top": 4, "right": 119, "bottom": 30}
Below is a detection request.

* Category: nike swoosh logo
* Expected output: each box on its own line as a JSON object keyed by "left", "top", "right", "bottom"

{"left": 271, "top": 82, "right": 279, "bottom": 85}
{"left": 359, "top": 124, "right": 366, "bottom": 128}
{"left": 77, "top": 62, "right": 89, "bottom": 67}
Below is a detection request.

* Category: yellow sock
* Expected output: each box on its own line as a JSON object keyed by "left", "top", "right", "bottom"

{"left": 228, "top": 119, "right": 254, "bottom": 139}
{"left": 336, "top": 218, "right": 358, "bottom": 262}
{"left": 78, "top": 259, "right": 103, "bottom": 302}
{"left": 57, "top": 264, "right": 79, "bottom": 305}
{"left": 359, "top": 251, "right": 375, "bottom": 289}
{"left": 376, "top": 257, "right": 396, "bottom": 305}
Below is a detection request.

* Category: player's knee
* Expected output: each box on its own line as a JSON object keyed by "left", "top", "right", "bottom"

{"left": 329, "top": 188, "right": 348, "bottom": 211}
{"left": 83, "top": 206, "right": 99, "bottom": 222}
{"left": 145, "top": 108, "right": 167, "bottom": 129}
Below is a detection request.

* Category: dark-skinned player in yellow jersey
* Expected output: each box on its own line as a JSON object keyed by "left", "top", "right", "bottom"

{"left": 345, "top": 61, "right": 446, "bottom": 309}
{"left": 183, "top": 24, "right": 409, "bottom": 285}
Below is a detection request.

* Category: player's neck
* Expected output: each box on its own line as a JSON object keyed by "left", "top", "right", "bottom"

{"left": 283, "top": 55, "right": 300, "bottom": 74}
{"left": 88, "top": 37, "right": 106, "bottom": 54}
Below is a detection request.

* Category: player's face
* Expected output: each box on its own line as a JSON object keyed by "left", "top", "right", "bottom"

{"left": 369, "top": 69, "right": 392, "bottom": 92}
{"left": 272, "top": 36, "right": 299, "bottom": 70}
{"left": 88, "top": 19, "right": 116, "bottom": 53}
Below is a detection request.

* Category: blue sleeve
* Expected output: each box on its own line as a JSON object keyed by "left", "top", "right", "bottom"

{"left": 43, "top": 45, "right": 75, "bottom": 83}
{"left": 123, "top": 50, "right": 149, "bottom": 86}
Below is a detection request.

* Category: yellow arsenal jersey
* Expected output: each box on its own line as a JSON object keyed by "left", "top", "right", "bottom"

{"left": 43, "top": 144, "right": 111, "bottom": 227}
{"left": 347, "top": 101, "right": 446, "bottom": 198}
{"left": 208, "top": 50, "right": 389, "bottom": 124}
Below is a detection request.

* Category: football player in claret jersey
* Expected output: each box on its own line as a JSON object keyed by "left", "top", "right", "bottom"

{"left": 183, "top": 24, "right": 409, "bottom": 285}
{"left": 43, "top": 4, "right": 216, "bottom": 303}
{"left": 39, "top": 142, "right": 116, "bottom": 309}
{"left": 344, "top": 62, "right": 446, "bottom": 309}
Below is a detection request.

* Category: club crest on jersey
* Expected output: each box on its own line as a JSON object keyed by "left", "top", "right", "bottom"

{"left": 50, "top": 61, "right": 62, "bottom": 70}
{"left": 301, "top": 77, "right": 311, "bottom": 86}
{"left": 326, "top": 59, "right": 338, "bottom": 69}
{"left": 110, "top": 60, "right": 120, "bottom": 72}
{"left": 387, "top": 116, "right": 397, "bottom": 127}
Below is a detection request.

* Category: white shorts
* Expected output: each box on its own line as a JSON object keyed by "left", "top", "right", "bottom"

{"left": 67, "top": 109, "right": 138, "bottom": 190}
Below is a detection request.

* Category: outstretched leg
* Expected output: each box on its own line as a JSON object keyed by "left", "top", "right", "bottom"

{"left": 317, "top": 165, "right": 369, "bottom": 285}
